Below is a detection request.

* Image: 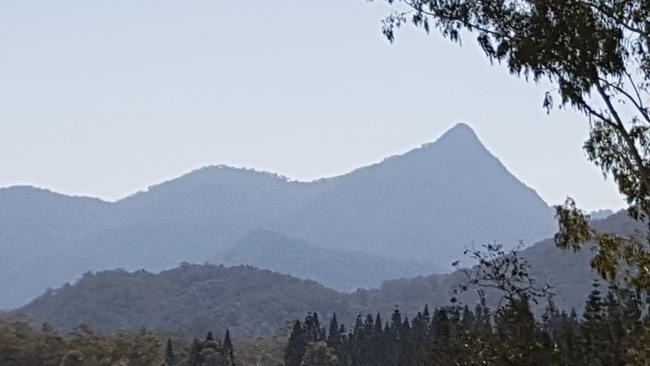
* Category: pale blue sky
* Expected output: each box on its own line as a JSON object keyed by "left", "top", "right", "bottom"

{"left": 0, "top": 0, "right": 625, "bottom": 211}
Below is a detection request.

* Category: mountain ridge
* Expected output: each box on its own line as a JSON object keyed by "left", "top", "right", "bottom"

{"left": 0, "top": 123, "right": 544, "bottom": 203}
{"left": 0, "top": 123, "right": 557, "bottom": 309}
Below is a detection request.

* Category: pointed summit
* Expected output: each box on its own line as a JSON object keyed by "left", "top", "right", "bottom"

{"left": 435, "top": 122, "right": 481, "bottom": 146}
{"left": 405, "top": 123, "right": 485, "bottom": 161}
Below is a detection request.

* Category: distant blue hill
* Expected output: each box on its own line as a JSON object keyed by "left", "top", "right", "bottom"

{"left": 214, "top": 229, "right": 435, "bottom": 292}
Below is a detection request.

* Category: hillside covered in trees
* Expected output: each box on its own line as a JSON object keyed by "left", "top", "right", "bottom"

{"left": 16, "top": 264, "right": 357, "bottom": 338}
{"left": 13, "top": 212, "right": 641, "bottom": 339}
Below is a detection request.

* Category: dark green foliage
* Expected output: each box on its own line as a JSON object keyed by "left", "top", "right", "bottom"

{"left": 285, "top": 313, "right": 328, "bottom": 366}
{"left": 282, "top": 242, "right": 650, "bottom": 365}
{"left": 288, "top": 285, "right": 650, "bottom": 366}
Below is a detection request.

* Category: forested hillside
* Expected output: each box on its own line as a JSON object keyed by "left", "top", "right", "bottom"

{"left": 16, "top": 264, "right": 358, "bottom": 338}
{"left": 15, "top": 212, "right": 639, "bottom": 339}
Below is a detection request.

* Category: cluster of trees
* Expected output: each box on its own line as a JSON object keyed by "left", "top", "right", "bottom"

{"left": 0, "top": 316, "right": 235, "bottom": 366}
{"left": 285, "top": 282, "right": 649, "bottom": 366}
{"left": 186, "top": 331, "right": 236, "bottom": 366}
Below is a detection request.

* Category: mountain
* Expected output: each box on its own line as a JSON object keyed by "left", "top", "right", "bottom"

{"left": 15, "top": 211, "right": 642, "bottom": 338}
{"left": 269, "top": 123, "right": 556, "bottom": 263}
{"left": 0, "top": 123, "right": 556, "bottom": 309}
{"left": 214, "top": 230, "right": 435, "bottom": 292}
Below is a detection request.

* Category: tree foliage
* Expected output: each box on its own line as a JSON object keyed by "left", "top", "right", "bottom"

{"left": 286, "top": 287, "right": 646, "bottom": 365}
{"left": 0, "top": 318, "right": 236, "bottom": 366}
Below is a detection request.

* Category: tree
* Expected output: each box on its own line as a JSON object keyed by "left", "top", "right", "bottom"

{"left": 493, "top": 294, "right": 548, "bottom": 365}
{"left": 454, "top": 243, "right": 551, "bottom": 307}
{"left": 326, "top": 314, "right": 342, "bottom": 354}
{"left": 205, "top": 332, "right": 215, "bottom": 342}
{"left": 285, "top": 321, "right": 307, "bottom": 366}
{"left": 222, "top": 330, "right": 235, "bottom": 366}
{"left": 165, "top": 338, "right": 176, "bottom": 366}
{"left": 581, "top": 282, "right": 607, "bottom": 366}
{"left": 190, "top": 338, "right": 203, "bottom": 366}
{"left": 376, "top": 0, "right": 650, "bottom": 293}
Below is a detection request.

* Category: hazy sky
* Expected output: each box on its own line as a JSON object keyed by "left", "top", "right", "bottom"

{"left": 0, "top": 0, "right": 626, "bottom": 211}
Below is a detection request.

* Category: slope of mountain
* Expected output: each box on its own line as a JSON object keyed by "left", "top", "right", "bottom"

{"left": 213, "top": 230, "right": 437, "bottom": 291}
{"left": 270, "top": 123, "right": 556, "bottom": 263}
{"left": 17, "top": 213, "right": 640, "bottom": 338}
{"left": 0, "top": 123, "right": 557, "bottom": 309}
{"left": 0, "top": 187, "right": 112, "bottom": 311}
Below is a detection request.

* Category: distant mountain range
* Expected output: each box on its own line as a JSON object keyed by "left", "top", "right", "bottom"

{"left": 0, "top": 123, "right": 556, "bottom": 309}
{"left": 15, "top": 212, "right": 641, "bottom": 338}
{"left": 215, "top": 230, "right": 434, "bottom": 292}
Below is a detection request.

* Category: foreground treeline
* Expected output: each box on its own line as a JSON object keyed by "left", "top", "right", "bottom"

{"left": 0, "top": 317, "right": 236, "bottom": 366}
{"left": 285, "top": 283, "right": 650, "bottom": 366}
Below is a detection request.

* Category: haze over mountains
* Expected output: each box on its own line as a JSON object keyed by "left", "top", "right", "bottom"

{"left": 0, "top": 123, "right": 557, "bottom": 309}
{"left": 215, "top": 230, "right": 434, "bottom": 291}
{"left": 16, "top": 211, "right": 634, "bottom": 338}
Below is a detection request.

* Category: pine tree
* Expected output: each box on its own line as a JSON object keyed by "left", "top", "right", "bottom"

{"left": 603, "top": 286, "right": 625, "bottom": 366}
{"left": 222, "top": 329, "right": 235, "bottom": 366}
{"left": 373, "top": 313, "right": 383, "bottom": 337}
{"left": 164, "top": 338, "right": 176, "bottom": 366}
{"left": 494, "top": 294, "right": 544, "bottom": 365}
{"left": 205, "top": 331, "right": 214, "bottom": 342}
{"left": 285, "top": 321, "right": 307, "bottom": 366}
{"left": 371, "top": 313, "right": 387, "bottom": 366}
{"left": 581, "top": 282, "right": 607, "bottom": 366}
{"left": 189, "top": 338, "right": 202, "bottom": 366}
{"left": 326, "top": 314, "right": 341, "bottom": 352}
{"left": 350, "top": 315, "right": 365, "bottom": 366}
{"left": 398, "top": 316, "right": 416, "bottom": 366}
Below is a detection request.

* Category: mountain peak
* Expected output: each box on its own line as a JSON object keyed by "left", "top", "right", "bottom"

{"left": 436, "top": 122, "right": 480, "bottom": 144}
{"left": 402, "top": 123, "right": 485, "bottom": 162}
